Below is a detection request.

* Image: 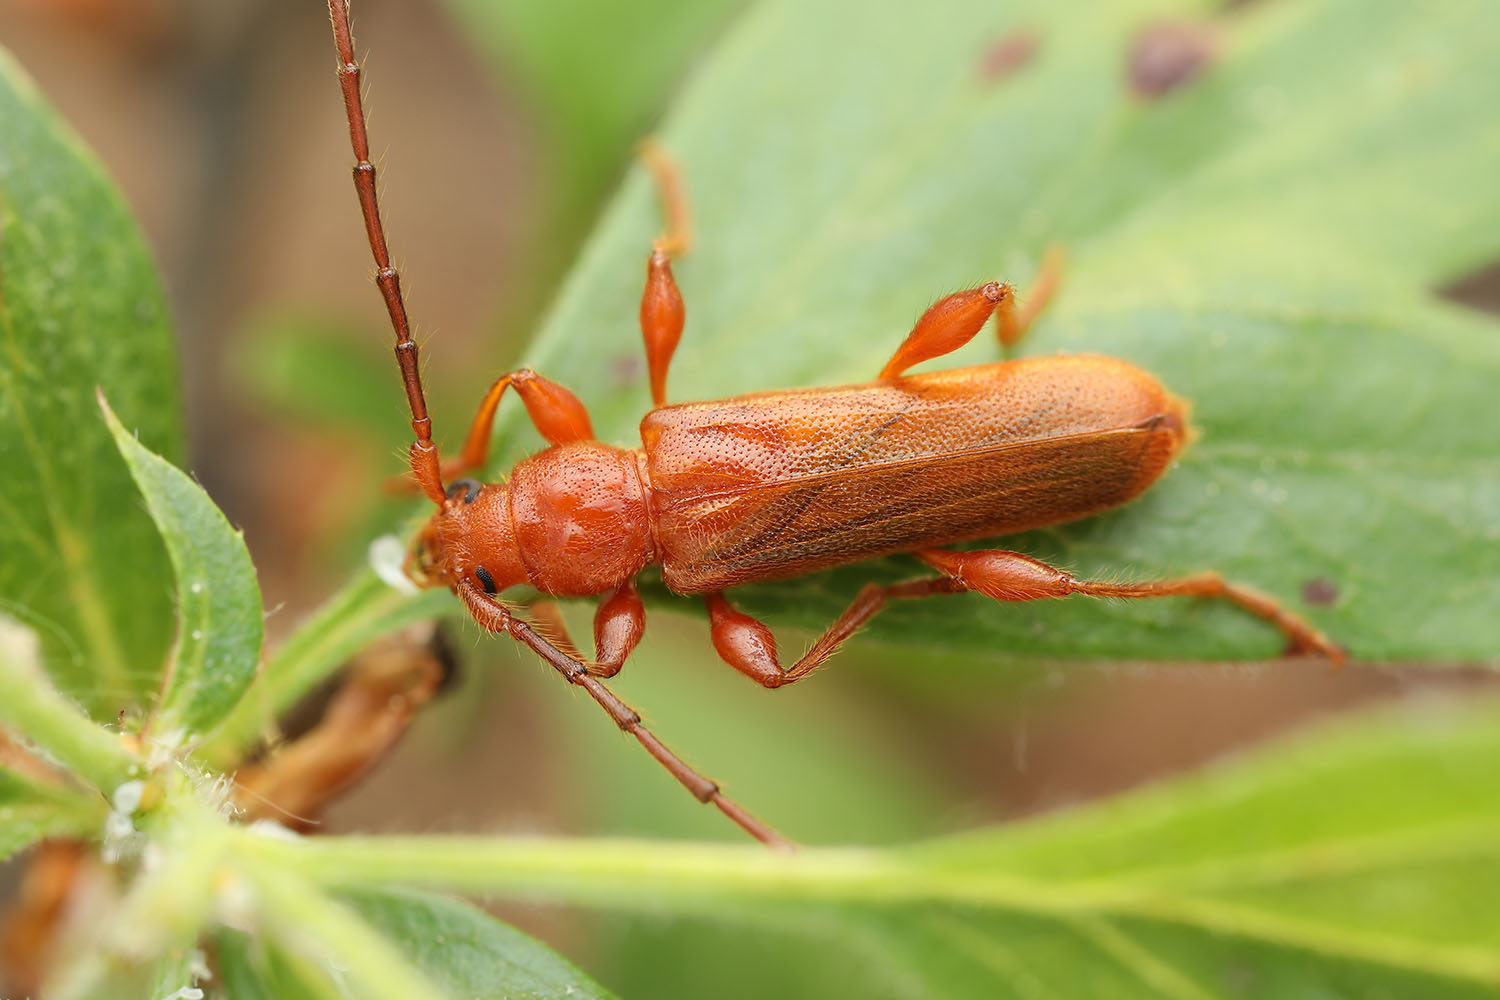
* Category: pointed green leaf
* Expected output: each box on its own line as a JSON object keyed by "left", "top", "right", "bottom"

{"left": 268, "top": 695, "right": 1500, "bottom": 998}
{"left": 0, "top": 48, "right": 180, "bottom": 713}
{"left": 484, "top": 0, "right": 1499, "bottom": 664}
{"left": 213, "top": 929, "right": 354, "bottom": 1000}
{"left": 99, "top": 393, "right": 262, "bottom": 738}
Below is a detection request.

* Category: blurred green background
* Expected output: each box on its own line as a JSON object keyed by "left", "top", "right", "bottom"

{"left": 2, "top": 0, "right": 1497, "bottom": 996}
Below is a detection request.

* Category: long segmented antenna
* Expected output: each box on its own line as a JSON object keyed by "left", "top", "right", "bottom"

{"left": 328, "top": 0, "right": 446, "bottom": 506}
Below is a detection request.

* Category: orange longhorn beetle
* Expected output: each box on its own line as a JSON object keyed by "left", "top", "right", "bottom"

{"left": 328, "top": 0, "right": 1341, "bottom": 848}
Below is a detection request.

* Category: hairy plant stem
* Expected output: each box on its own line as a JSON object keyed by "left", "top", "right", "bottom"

{"left": 0, "top": 617, "right": 140, "bottom": 793}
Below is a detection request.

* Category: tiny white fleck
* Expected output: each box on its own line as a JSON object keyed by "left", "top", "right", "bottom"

{"left": 247, "top": 818, "right": 302, "bottom": 841}
{"left": 190, "top": 630, "right": 203, "bottom": 641}
{"left": 189, "top": 581, "right": 204, "bottom": 594}
{"left": 112, "top": 779, "right": 146, "bottom": 814}
{"left": 370, "top": 534, "right": 419, "bottom": 594}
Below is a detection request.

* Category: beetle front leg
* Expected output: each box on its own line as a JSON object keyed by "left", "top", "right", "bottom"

{"left": 415, "top": 369, "right": 594, "bottom": 493}
{"left": 526, "top": 581, "right": 646, "bottom": 679}
{"left": 915, "top": 548, "right": 1345, "bottom": 665}
{"left": 592, "top": 579, "right": 647, "bottom": 677}
{"left": 457, "top": 582, "right": 792, "bottom": 849}
{"left": 638, "top": 141, "right": 692, "bottom": 406}
{"left": 705, "top": 578, "right": 965, "bottom": 687}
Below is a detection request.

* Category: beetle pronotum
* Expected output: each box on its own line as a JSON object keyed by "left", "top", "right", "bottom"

{"left": 327, "top": 0, "right": 1341, "bottom": 848}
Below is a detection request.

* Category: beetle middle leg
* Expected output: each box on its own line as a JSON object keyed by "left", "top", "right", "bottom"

{"left": 995, "top": 244, "right": 1065, "bottom": 351}
{"left": 705, "top": 578, "right": 965, "bottom": 688}
{"left": 637, "top": 140, "right": 692, "bottom": 406}
{"left": 915, "top": 548, "right": 1345, "bottom": 665}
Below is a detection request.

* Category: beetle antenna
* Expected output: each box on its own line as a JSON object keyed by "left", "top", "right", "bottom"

{"left": 328, "top": 0, "right": 446, "bottom": 506}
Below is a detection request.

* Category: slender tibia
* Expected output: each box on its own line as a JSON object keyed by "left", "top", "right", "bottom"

{"left": 457, "top": 584, "right": 793, "bottom": 849}
{"left": 706, "top": 578, "right": 965, "bottom": 688}
{"left": 915, "top": 548, "right": 1345, "bottom": 665}
{"left": 996, "top": 245, "right": 1064, "bottom": 350}
{"left": 878, "top": 282, "right": 1013, "bottom": 380}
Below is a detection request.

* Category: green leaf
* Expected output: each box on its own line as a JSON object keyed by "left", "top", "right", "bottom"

{"left": 0, "top": 766, "right": 104, "bottom": 863}
{"left": 342, "top": 886, "right": 618, "bottom": 1000}
{"left": 0, "top": 48, "right": 181, "bottom": 713}
{"left": 262, "top": 694, "right": 1500, "bottom": 998}
{"left": 99, "top": 393, "right": 263, "bottom": 739}
{"left": 441, "top": 0, "right": 743, "bottom": 250}
{"left": 230, "top": 309, "right": 399, "bottom": 436}
{"left": 213, "top": 929, "right": 353, "bottom": 1000}
{"left": 480, "top": 0, "right": 1499, "bottom": 664}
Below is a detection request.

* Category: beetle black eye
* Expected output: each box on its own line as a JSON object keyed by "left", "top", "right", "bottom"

{"left": 474, "top": 566, "right": 497, "bottom": 594}
{"left": 446, "top": 478, "right": 482, "bottom": 504}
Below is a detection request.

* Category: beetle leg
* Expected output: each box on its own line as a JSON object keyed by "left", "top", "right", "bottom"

{"left": 592, "top": 579, "right": 647, "bottom": 677}
{"left": 995, "top": 244, "right": 1065, "bottom": 351}
{"left": 915, "top": 548, "right": 1345, "bottom": 666}
{"left": 525, "top": 582, "right": 646, "bottom": 679}
{"left": 705, "top": 578, "right": 965, "bottom": 687}
{"left": 638, "top": 140, "right": 691, "bottom": 406}
{"left": 392, "top": 369, "right": 593, "bottom": 491}
{"left": 878, "top": 282, "right": 1014, "bottom": 380}
{"left": 457, "top": 582, "right": 793, "bottom": 849}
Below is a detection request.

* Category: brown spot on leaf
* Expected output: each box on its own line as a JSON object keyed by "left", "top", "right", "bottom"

{"left": 1129, "top": 22, "right": 1217, "bottom": 98}
{"left": 1301, "top": 577, "right": 1340, "bottom": 606}
{"left": 979, "top": 30, "right": 1039, "bottom": 82}
{"left": 1438, "top": 258, "right": 1500, "bottom": 316}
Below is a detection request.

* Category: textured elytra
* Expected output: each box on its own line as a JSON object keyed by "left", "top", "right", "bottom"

{"left": 642, "top": 356, "right": 1185, "bottom": 591}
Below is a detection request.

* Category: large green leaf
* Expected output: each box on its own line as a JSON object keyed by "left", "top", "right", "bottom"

{"left": 214, "top": 887, "right": 618, "bottom": 1000}
{"left": 342, "top": 886, "right": 617, "bottom": 1000}
{"left": 474, "top": 0, "right": 1498, "bottom": 664}
{"left": 99, "top": 394, "right": 262, "bottom": 740}
{"left": 0, "top": 49, "right": 180, "bottom": 712}
{"left": 263, "top": 694, "right": 1500, "bottom": 998}
{"left": 441, "top": 0, "right": 743, "bottom": 275}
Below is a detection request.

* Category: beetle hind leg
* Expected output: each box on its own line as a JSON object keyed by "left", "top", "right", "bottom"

{"left": 915, "top": 547, "right": 1345, "bottom": 666}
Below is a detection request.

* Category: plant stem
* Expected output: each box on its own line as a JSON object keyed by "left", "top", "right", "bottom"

{"left": 246, "top": 834, "right": 1055, "bottom": 911}
{"left": 0, "top": 617, "right": 139, "bottom": 793}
